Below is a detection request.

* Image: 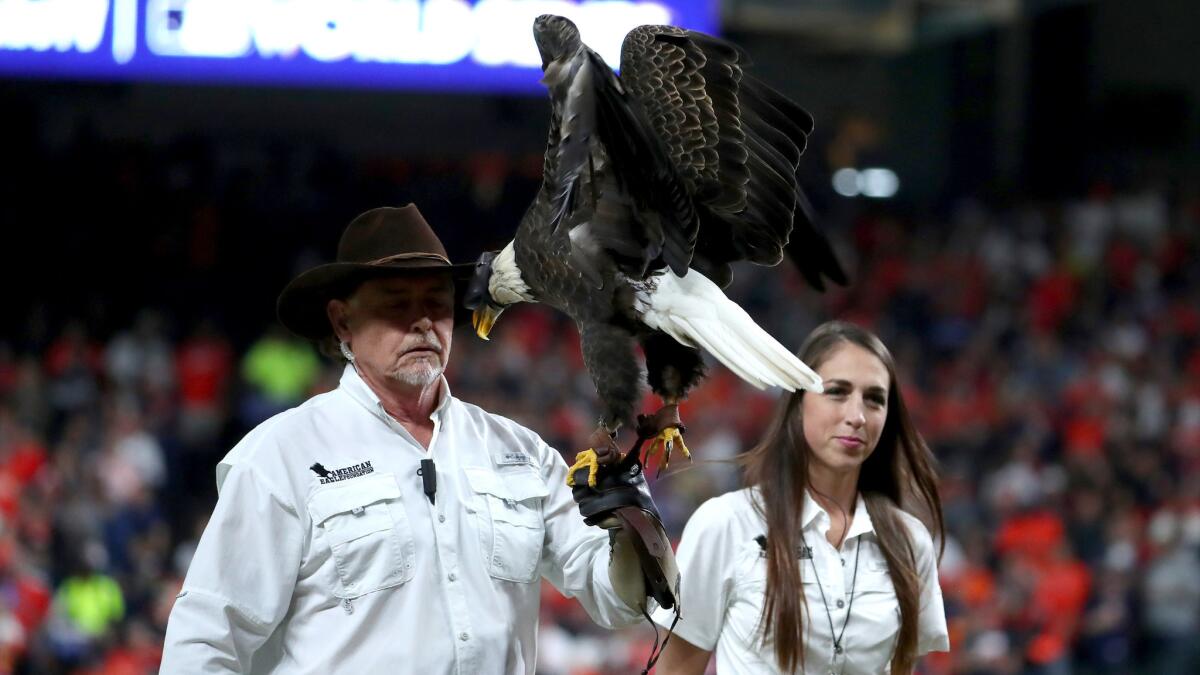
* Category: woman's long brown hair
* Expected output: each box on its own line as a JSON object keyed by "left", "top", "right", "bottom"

{"left": 739, "top": 321, "right": 944, "bottom": 674}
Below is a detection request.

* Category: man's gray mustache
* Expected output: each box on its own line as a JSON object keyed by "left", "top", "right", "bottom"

{"left": 403, "top": 333, "right": 443, "bottom": 354}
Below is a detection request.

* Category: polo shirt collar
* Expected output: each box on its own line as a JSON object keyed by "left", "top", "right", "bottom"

{"left": 802, "top": 489, "right": 877, "bottom": 541}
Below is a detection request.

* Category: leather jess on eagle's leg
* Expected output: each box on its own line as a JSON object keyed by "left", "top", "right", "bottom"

{"left": 638, "top": 332, "right": 707, "bottom": 472}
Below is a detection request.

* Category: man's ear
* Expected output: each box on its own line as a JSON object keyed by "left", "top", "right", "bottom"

{"left": 327, "top": 298, "right": 351, "bottom": 341}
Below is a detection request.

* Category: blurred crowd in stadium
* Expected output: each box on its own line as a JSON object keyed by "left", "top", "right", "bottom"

{"left": 2, "top": 129, "right": 1199, "bottom": 675}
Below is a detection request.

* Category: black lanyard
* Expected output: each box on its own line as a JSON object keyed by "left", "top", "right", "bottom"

{"left": 801, "top": 533, "right": 862, "bottom": 656}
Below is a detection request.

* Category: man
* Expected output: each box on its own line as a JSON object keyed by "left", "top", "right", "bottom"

{"left": 161, "top": 205, "right": 656, "bottom": 674}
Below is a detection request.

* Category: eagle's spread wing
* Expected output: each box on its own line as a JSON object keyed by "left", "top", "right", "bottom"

{"left": 619, "top": 26, "right": 844, "bottom": 289}
{"left": 536, "top": 21, "right": 843, "bottom": 291}
{"left": 537, "top": 42, "right": 697, "bottom": 286}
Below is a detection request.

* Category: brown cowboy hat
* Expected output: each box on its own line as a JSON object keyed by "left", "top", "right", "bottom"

{"left": 277, "top": 204, "right": 475, "bottom": 340}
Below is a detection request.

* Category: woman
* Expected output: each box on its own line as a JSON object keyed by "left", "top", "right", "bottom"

{"left": 652, "top": 321, "right": 949, "bottom": 674}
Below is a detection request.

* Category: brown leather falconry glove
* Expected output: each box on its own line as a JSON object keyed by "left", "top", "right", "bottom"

{"left": 571, "top": 447, "right": 680, "bottom": 612}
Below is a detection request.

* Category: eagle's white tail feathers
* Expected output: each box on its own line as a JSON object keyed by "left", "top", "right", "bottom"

{"left": 676, "top": 316, "right": 774, "bottom": 388}
{"left": 638, "top": 271, "right": 824, "bottom": 393}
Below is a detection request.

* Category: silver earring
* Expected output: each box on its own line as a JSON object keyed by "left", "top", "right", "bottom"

{"left": 339, "top": 340, "right": 355, "bottom": 362}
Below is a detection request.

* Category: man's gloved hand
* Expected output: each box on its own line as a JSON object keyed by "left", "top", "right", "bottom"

{"left": 571, "top": 448, "right": 659, "bottom": 527}
{"left": 571, "top": 449, "right": 680, "bottom": 611}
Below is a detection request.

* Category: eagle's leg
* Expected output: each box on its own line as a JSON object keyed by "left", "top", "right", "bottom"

{"left": 640, "top": 333, "right": 707, "bottom": 472}
{"left": 566, "top": 323, "right": 642, "bottom": 487}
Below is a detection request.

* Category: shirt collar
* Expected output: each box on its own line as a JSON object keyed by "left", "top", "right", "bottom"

{"left": 338, "top": 364, "right": 452, "bottom": 424}
{"left": 802, "top": 490, "right": 876, "bottom": 541}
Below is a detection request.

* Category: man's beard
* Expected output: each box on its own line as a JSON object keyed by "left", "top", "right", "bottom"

{"left": 391, "top": 358, "right": 444, "bottom": 387}
{"left": 389, "top": 332, "right": 445, "bottom": 387}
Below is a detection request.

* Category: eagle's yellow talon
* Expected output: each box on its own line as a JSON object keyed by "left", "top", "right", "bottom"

{"left": 566, "top": 449, "right": 601, "bottom": 487}
{"left": 647, "top": 427, "right": 689, "bottom": 471}
{"left": 674, "top": 429, "right": 691, "bottom": 460}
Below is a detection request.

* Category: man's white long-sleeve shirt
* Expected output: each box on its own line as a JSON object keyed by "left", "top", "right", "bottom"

{"left": 162, "top": 365, "right": 639, "bottom": 674}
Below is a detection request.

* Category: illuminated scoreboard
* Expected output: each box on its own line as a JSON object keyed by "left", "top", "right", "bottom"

{"left": 0, "top": 0, "right": 718, "bottom": 92}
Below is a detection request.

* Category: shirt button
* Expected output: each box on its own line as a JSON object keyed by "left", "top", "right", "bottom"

{"left": 448, "top": 573, "right": 457, "bottom": 582}
{"left": 840, "top": 558, "right": 845, "bottom": 566}
{"left": 459, "top": 632, "right": 469, "bottom": 641}
{"left": 438, "top": 515, "right": 446, "bottom": 523}
{"left": 836, "top": 599, "right": 845, "bottom": 608}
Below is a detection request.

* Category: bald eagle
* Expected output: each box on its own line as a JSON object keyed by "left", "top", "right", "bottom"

{"left": 465, "top": 16, "right": 846, "bottom": 485}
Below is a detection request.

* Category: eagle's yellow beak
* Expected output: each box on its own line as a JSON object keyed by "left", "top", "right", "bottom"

{"left": 472, "top": 304, "right": 504, "bottom": 340}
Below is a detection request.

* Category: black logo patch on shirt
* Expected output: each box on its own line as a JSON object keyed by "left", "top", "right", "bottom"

{"left": 754, "top": 535, "right": 812, "bottom": 559}
{"left": 311, "top": 461, "right": 375, "bottom": 484}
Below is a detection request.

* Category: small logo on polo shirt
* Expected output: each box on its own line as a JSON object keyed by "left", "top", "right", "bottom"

{"left": 495, "top": 451, "right": 531, "bottom": 467}
{"left": 310, "top": 461, "right": 375, "bottom": 484}
{"left": 754, "top": 535, "right": 813, "bottom": 559}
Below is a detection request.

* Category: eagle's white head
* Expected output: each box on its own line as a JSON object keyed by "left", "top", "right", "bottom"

{"left": 464, "top": 241, "right": 534, "bottom": 340}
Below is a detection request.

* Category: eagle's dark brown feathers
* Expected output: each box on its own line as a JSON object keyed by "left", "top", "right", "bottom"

{"left": 472, "top": 15, "right": 845, "bottom": 431}
{"left": 615, "top": 26, "right": 826, "bottom": 287}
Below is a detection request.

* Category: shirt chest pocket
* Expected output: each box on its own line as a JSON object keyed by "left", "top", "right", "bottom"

{"left": 463, "top": 467, "right": 548, "bottom": 583}
{"left": 854, "top": 559, "right": 903, "bottom": 655}
{"left": 856, "top": 559, "right": 899, "bottom": 598}
{"left": 728, "top": 552, "right": 820, "bottom": 647}
{"left": 307, "top": 473, "right": 414, "bottom": 599}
